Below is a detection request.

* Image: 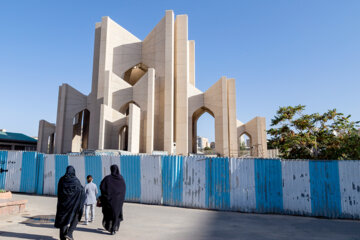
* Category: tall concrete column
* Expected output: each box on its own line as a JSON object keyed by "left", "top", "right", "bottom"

{"left": 146, "top": 68, "right": 155, "bottom": 154}
{"left": 128, "top": 103, "right": 141, "bottom": 153}
{"left": 227, "top": 78, "right": 238, "bottom": 157}
{"left": 163, "top": 10, "right": 175, "bottom": 154}
{"left": 174, "top": 14, "right": 189, "bottom": 155}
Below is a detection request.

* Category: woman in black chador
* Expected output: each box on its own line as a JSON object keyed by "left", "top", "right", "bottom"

{"left": 55, "top": 166, "right": 85, "bottom": 240}
{"left": 99, "top": 164, "right": 126, "bottom": 235}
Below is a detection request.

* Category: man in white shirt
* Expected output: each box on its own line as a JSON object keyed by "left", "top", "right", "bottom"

{"left": 84, "top": 175, "right": 98, "bottom": 225}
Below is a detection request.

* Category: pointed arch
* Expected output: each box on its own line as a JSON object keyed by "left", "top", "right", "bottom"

{"left": 191, "top": 107, "right": 215, "bottom": 153}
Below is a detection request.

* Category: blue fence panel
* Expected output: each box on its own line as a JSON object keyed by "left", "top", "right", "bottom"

{"left": 121, "top": 155, "right": 141, "bottom": 202}
{"left": 162, "top": 155, "right": 183, "bottom": 206}
{"left": 85, "top": 156, "right": 102, "bottom": 197}
{"left": 254, "top": 158, "right": 283, "bottom": 213}
{"left": 55, "top": 155, "right": 69, "bottom": 195}
{"left": 0, "top": 151, "right": 8, "bottom": 189}
{"left": 205, "top": 157, "right": 230, "bottom": 210}
{"left": 35, "top": 153, "right": 44, "bottom": 195}
{"left": 0, "top": 150, "right": 357, "bottom": 219}
{"left": 19, "top": 152, "right": 38, "bottom": 193}
{"left": 309, "top": 160, "right": 342, "bottom": 218}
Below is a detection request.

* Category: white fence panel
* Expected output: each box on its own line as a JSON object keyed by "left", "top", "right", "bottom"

{"left": 230, "top": 158, "right": 256, "bottom": 212}
{"left": 43, "top": 154, "right": 55, "bottom": 195}
{"left": 339, "top": 160, "right": 360, "bottom": 218}
{"left": 182, "top": 156, "right": 206, "bottom": 208}
{"left": 282, "top": 160, "right": 312, "bottom": 215}
{"left": 68, "top": 156, "right": 86, "bottom": 185}
{"left": 101, "top": 155, "right": 121, "bottom": 178}
{"left": 5, "top": 151, "right": 23, "bottom": 192}
{"left": 140, "top": 155, "right": 162, "bottom": 204}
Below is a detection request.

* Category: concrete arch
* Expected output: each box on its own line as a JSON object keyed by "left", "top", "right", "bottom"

{"left": 237, "top": 117, "right": 268, "bottom": 158}
{"left": 71, "top": 108, "right": 90, "bottom": 152}
{"left": 191, "top": 107, "right": 215, "bottom": 153}
{"left": 119, "top": 101, "right": 141, "bottom": 115}
{"left": 238, "top": 131, "right": 252, "bottom": 157}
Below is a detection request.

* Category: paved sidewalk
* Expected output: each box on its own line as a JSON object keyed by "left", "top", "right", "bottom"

{"left": 0, "top": 194, "right": 359, "bottom": 240}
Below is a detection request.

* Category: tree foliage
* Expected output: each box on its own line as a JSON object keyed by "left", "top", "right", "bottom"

{"left": 267, "top": 105, "right": 360, "bottom": 160}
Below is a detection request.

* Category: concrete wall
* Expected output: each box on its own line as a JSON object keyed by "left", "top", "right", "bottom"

{"left": 237, "top": 117, "right": 268, "bottom": 158}
{"left": 37, "top": 120, "right": 55, "bottom": 153}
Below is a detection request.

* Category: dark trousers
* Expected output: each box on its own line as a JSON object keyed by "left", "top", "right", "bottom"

{"left": 59, "top": 213, "right": 79, "bottom": 240}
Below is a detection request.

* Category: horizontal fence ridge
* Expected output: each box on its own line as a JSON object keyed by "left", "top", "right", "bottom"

{"left": 0, "top": 151, "right": 359, "bottom": 219}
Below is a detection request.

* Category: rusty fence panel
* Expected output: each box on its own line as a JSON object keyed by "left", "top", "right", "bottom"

{"left": 182, "top": 156, "right": 206, "bottom": 208}
{"left": 281, "top": 159, "right": 311, "bottom": 215}
{"left": 3, "top": 151, "right": 23, "bottom": 192}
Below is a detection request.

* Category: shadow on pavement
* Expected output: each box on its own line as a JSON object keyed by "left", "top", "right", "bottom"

{"left": 193, "top": 210, "right": 360, "bottom": 240}
{"left": 0, "top": 231, "right": 56, "bottom": 240}
{"left": 20, "top": 215, "right": 110, "bottom": 235}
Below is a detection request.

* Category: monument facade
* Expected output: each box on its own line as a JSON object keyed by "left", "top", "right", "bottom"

{"left": 37, "top": 10, "right": 267, "bottom": 157}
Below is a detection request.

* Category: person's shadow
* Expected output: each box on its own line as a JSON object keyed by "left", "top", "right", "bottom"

{"left": 20, "top": 215, "right": 109, "bottom": 235}
{"left": 0, "top": 231, "right": 57, "bottom": 240}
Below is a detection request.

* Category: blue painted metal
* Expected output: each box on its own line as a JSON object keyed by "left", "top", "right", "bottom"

{"left": 121, "top": 155, "right": 141, "bottom": 202}
{"left": 309, "top": 160, "right": 342, "bottom": 218}
{"left": 0, "top": 151, "right": 8, "bottom": 189}
{"left": 55, "top": 155, "right": 69, "bottom": 195}
{"left": 85, "top": 156, "right": 102, "bottom": 197}
{"left": 20, "top": 152, "right": 38, "bottom": 193}
{"left": 254, "top": 158, "right": 283, "bottom": 213}
{"left": 205, "top": 157, "right": 230, "bottom": 210}
{"left": 35, "top": 153, "right": 44, "bottom": 195}
{"left": 162, "top": 155, "right": 183, "bottom": 206}
{"left": 0, "top": 150, "right": 358, "bottom": 220}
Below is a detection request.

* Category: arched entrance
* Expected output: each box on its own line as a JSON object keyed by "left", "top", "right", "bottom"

{"left": 118, "top": 101, "right": 142, "bottom": 153}
{"left": 71, "top": 109, "right": 90, "bottom": 152}
{"left": 238, "top": 132, "right": 252, "bottom": 157}
{"left": 192, "top": 107, "right": 215, "bottom": 154}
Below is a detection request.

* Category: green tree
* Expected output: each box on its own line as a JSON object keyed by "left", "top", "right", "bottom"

{"left": 267, "top": 105, "right": 360, "bottom": 160}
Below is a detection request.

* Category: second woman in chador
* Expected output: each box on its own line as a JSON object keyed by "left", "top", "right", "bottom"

{"left": 99, "top": 165, "right": 126, "bottom": 235}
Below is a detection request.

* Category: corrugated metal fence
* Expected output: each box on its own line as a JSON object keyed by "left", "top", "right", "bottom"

{"left": 0, "top": 151, "right": 359, "bottom": 219}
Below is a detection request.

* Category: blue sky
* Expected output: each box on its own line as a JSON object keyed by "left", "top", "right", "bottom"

{"left": 0, "top": 1, "right": 359, "bottom": 143}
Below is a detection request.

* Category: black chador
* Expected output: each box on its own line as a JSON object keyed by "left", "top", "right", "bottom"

{"left": 55, "top": 166, "right": 85, "bottom": 240}
{"left": 99, "top": 165, "right": 126, "bottom": 235}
